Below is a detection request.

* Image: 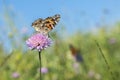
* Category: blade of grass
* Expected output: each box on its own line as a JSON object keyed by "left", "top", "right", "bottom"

{"left": 95, "top": 40, "right": 115, "bottom": 80}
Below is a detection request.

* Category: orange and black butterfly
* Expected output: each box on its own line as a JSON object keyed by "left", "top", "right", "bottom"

{"left": 69, "top": 44, "right": 83, "bottom": 62}
{"left": 32, "top": 14, "right": 60, "bottom": 35}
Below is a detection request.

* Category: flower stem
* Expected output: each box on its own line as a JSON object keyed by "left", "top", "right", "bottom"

{"left": 95, "top": 40, "right": 115, "bottom": 80}
{"left": 38, "top": 51, "right": 42, "bottom": 80}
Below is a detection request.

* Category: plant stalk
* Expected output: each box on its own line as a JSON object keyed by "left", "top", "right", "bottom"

{"left": 38, "top": 51, "right": 42, "bottom": 80}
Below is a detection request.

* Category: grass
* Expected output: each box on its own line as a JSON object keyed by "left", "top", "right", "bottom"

{"left": 0, "top": 25, "right": 120, "bottom": 80}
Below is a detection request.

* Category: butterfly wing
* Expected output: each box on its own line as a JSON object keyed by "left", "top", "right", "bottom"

{"left": 42, "top": 14, "right": 61, "bottom": 35}
{"left": 32, "top": 18, "right": 44, "bottom": 33}
{"left": 69, "top": 44, "right": 83, "bottom": 62}
{"left": 52, "top": 14, "right": 60, "bottom": 23}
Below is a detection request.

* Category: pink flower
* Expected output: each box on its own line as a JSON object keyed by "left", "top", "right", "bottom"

{"left": 38, "top": 67, "right": 48, "bottom": 74}
{"left": 26, "top": 33, "right": 52, "bottom": 51}
{"left": 12, "top": 72, "right": 20, "bottom": 78}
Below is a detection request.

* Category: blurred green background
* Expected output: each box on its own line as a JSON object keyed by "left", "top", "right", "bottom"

{"left": 0, "top": 0, "right": 120, "bottom": 80}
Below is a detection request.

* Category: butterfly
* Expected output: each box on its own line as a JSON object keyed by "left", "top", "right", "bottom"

{"left": 32, "top": 14, "right": 60, "bottom": 35}
{"left": 69, "top": 44, "right": 83, "bottom": 62}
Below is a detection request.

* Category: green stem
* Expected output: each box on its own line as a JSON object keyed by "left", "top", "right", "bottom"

{"left": 38, "top": 51, "right": 42, "bottom": 80}
{"left": 95, "top": 40, "right": 115, "bottom": 80}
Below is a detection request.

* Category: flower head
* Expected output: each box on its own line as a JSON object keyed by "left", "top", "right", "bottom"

{"left": 12, "top": 72, "right": 20, "bottom": 78}
{"left": 38, "top": 67, "right": 48, "bottom": 74}
{"left": 26, "top": 33, "right": 52, "bottom": 51}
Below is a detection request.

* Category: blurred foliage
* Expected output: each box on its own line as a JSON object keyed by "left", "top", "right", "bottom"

{"left": 0, "top": 3, "right": 120, "bottom": 80}
{"left": 0, "top": 22, "right": 120, "bottom": 80}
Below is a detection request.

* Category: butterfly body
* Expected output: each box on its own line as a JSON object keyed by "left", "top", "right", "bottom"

{"left": 32, "top": 14, "right": 60, "bottom": 35}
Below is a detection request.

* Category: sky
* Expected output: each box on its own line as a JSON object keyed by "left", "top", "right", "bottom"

{"left": 1, "top": 0, "right": 120, "bottom": 34}
{"left": 1, "top": 0, "right": 120, "bottom": 51}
